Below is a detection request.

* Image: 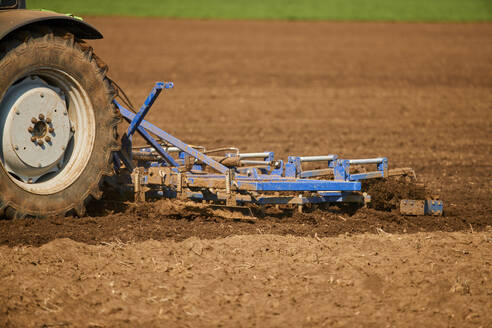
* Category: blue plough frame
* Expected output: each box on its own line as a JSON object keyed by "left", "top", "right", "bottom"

{"left": 112, "top": 82, "right": 405, "bottom": 209}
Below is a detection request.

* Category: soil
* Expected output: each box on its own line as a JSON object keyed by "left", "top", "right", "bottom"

{"left": 1, "top": 18, "right": 492, "bottom": 327}
{"left": 2, "top": 231, "right": 492, "bottom": 328}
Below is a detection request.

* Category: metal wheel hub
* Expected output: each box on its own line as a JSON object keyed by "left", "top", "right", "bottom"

{"left": 1, "top": 77, "right": 72, "bottom": 182}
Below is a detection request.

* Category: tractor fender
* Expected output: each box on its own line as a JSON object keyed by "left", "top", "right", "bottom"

{"left": 0, "top": 9, "right": 102, "bottom": 42}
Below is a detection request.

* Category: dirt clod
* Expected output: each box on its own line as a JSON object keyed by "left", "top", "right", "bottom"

{"left": 363, "top": 177, "right": 427, "bottom": 211}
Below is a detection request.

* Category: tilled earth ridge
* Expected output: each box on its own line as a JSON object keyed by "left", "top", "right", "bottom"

{"left": 1, "top": 194, "right": 489, "bottom": 247}
{"left": 1, "top": 231, "right": 491, "bottom": 327}
{"left": 0, "top": 18, "right": 492, "bottom": 327}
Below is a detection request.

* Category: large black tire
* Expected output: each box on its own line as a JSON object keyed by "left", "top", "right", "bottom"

{"left": 0, "top": 27, "right": 120, "bottom": 218}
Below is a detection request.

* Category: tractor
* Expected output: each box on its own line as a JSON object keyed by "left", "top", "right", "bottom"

{"left": 0, "top": 1, "right": 443, "bottom": 219}
{"left": 0, "top": 0, "right": 119, "bottom": 218}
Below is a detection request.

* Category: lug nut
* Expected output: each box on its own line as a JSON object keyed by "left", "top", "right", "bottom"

{"left": 31, "top": 117, "right": 38, "bottom": 124}
{"left": 37, "top": 139, "right": 44, "bottom": 146}
{"left": 45, "top": 136, "right": 51, "bottom": 142}
{"left": 31, "top": 137, "right": 36, "bottom": 142}
{"left": 39, "top": 114, "right": 45, "bottom": 120}
{"left": 46, "top": 117, "right": 52, "bottom": 123}
{"left": 28, "top": 126, "right": 34, "bottom": 133}
{"left": 49, "top": 127, "right": 54, "bottom": 133}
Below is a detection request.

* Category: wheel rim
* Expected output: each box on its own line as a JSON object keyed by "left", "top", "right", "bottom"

{"left": 0, "top": 68, "right": 96, "bottom": 195}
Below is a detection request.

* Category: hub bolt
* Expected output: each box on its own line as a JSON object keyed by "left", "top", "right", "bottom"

{"left": 31, "top": 117, "right": 38, "bottom": 124}
{"left": 28, "top": 127, "right": 34, "bottom": 133}
{"left": 38, "top": 114, "right": 45, "bottom": 120}
{"left": 31, "top": 137, "right": 36, "bottom": 142}
{"left": 46, "top": 117, "right": 52, "bottom": 124}
{"left": 45, "top": 136, "right": 51, "bottom": 142}
{"left": 49, "top": 127, "right": 54, "bottom": 133}
{"left": 14, "top": 145, "right": 19, "bottom": 150}
{"left": 37, "top": 139, "right": 44, "bottom": 146}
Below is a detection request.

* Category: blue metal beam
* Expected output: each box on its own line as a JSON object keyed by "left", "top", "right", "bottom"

{"left": 237, "top": 180, "right": 360, "bottom": 192}
{"left": 116, "top": 101, "right": 229, "bottom": 174}
{"left": 127, "top": 82, "right": 173, "bottom": 137}
{"left": 136, "top": 126, "right": 179, "bottom": 167}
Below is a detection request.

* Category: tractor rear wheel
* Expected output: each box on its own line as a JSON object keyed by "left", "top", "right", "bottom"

{"left": 0, "top": 28, "right": 120, "bottom": 218}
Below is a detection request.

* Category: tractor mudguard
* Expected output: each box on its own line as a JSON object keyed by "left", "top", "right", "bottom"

{"left": 0, "top": 9, "right": 102, "bottom": 42}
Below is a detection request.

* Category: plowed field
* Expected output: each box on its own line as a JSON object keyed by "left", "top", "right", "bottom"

{"left": 1, "top": 18, "right": 491, "bottom": 327}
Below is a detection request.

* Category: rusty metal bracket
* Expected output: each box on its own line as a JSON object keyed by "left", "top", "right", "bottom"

{"left": 131, "top": 168, "right": 147, "bottom": 202}
{"left": 400, "top": 199, "right": 443, "bottom": 216}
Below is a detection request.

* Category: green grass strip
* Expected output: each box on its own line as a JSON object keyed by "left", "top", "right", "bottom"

{"left": 28, "top": 0, "right": 492, "bottom": 22}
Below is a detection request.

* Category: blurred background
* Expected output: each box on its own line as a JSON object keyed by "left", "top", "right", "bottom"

{"left": 28, "top": 0, "right": 492, "bottom": 21}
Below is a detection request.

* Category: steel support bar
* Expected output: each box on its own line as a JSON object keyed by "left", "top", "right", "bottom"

{"left": 349, "top": 171, "right": 384, "bottom": 181}
{"left": 255, "top": 193, "right": 363, "bottom": 204}
{"left": 240, "top": 160, "right": 271, "bottom": 165}
{"left": 299, "top": 155, "right": 337, "bottom": 162}
{"left": 349, "top": 158, "right": 386, "bottom": 165}
{"left": 136, "top": 126, "right": 179, "bottom": 167}
{"left": 241, "top": 180, "right": 360, "bottom": 192}
{"left": 127, "top": 82, "right": 173, "bottom": 137}
{"left": 117, "top": 104, "right": 229, "bottom": 174}
{"left": 239, "top": 152, "right": 271, "bottom": 159}
{"left": 183, "top": 175, "right": 360, "bottom": 191}
{"left": 162, "top": 189, "right": 363, "bottom": 205}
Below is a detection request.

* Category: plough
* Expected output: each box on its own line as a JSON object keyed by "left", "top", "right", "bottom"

{"left": 111, "top": 82, "right": 440, "bottom": 214}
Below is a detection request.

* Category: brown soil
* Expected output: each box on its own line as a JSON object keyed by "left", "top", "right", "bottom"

{"left": 1, "top": 18, "right": 492, "bottom": 327}
{"left": 1, "top": 231, "right": 492, "bottom": 328}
